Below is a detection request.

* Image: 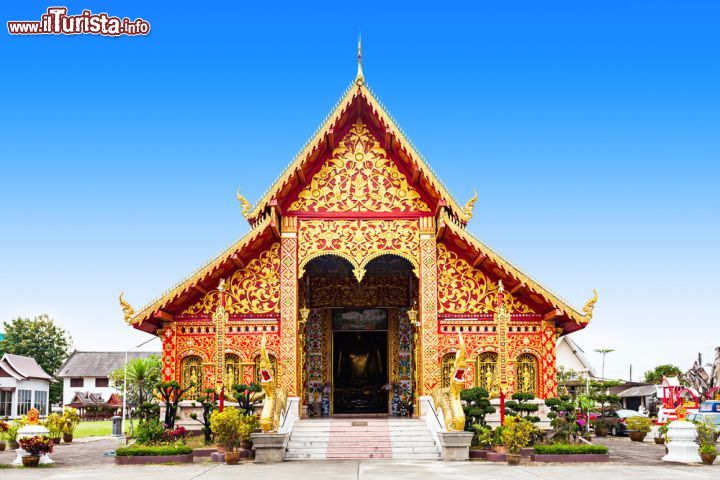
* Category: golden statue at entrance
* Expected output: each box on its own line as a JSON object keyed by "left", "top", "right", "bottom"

{"left": 258, "top": 334, "right": 287, "bottom": 432}
{"left": 431, "top": 334, "right": 467, "bottom": 431}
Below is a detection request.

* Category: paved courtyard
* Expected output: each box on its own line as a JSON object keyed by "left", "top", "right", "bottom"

{"left": 0, "top": 436, "right": 717, "bottom": 479}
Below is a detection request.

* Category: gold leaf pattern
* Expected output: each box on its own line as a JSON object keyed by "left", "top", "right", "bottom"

{"left": 289, "top": 120, "right": 430, "bottom": 213}
{"left": 437, "top": 244, "right": 534, "bottom": 315}
{"left": 182, "top": 243, "right": 280, "bottom": 315}
{"left": 298, "top": 219, "right": 420, "bottom": 282}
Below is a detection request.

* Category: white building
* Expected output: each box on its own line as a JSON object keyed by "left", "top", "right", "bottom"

{"left": 556, "top": 336, "right": 599, "bottom": 395}
{"left": 0, "top": 353, "right": 53, "bottom": 418}
{"left": 56, "top": 351, "right": 159, "bottom": 406}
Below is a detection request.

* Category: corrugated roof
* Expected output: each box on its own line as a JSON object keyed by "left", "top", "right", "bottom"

{"left": 618, "top": 385, "right": 658, "bottom": 398}
{"left": 56, "top": 351, "right": 160, "bottom": 378}
{"left": 1, "top": 354, "right": 53, "bottom": 381}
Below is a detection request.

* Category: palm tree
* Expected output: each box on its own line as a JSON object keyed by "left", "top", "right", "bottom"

{"left": 125, "top": 356, "right": 161, "bottom": 407}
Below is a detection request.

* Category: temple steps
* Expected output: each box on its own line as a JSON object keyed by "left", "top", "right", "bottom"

{"left": 285, "top": 418, "right": 441, "bottom": 460}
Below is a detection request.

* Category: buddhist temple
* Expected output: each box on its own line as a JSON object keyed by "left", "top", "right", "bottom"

{"left": 123, "top": 42, "right": 596, "bottom": 419}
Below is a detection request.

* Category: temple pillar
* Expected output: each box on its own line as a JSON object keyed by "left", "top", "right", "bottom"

{"left": 279, "top": 216, "right": 299, "bottom": 396}
{"left": 419, "top": 217, "right": 439, "bottom": 394}
{"left": 159, "top": 323, "right": 177, "bottom": 382}
{"left": 540, "top": 320, "right": 558, "bottom": 398}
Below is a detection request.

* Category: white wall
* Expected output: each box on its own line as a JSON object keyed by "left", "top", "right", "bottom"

{"left": 62, "top": 377, "right": 119, "bottom": 406}
{"left": 556, "top": 339, "right": 589, "bottom": 374}
{"left": 0, "top": 377, "right": 50, "bottom": 418}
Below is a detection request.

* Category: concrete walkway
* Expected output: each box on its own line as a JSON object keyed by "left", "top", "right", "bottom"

{"left": 0, "top": 461, "right": 717, "bottom": 480}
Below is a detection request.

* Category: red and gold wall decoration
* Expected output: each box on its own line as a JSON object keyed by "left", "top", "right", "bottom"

{"left": 298, "top": 219, "right": 420, "bottom": 282}
{"left": 182, "top": 243, "right": 280, "bottom": 315}
{"left": 288, "top": 120, "right": 430, "bottom": 214}
{"left": 437, "top": 243, "right": 534, "bottom": 315}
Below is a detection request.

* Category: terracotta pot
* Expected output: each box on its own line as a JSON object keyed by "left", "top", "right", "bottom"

{"left": 506, "top": 453, "right": 521, "bottom": 466}
{"left": 654, "top": 437, "right": 665, "bottom": 445}
{"left": 595, "top": 428, "right": 608, "bottom": 437}
{"left": 22, "top": 456, "right": 41, "bottom": 468}
{"left": 63, "top": 433, "right": 74, "bottom": 444}
{"left": 629, "top": 431, "right": 646, "bottom": 442}
{"left": 492, "top": 444, "right": 507, "bottom": 454}
{"left": 225, "top": 451, "right": 240, "bottom": 465}
{"left": 700, "top": 453, "right": 716, "bottom": 465}
{"left": 0, "top": 441, "right": 5, "bottom": 452}
{"left": 217, "top": 445, "right": 226, "bottom": 453}
{"left": 50, "top": 437, "right": 61, "bottom": 446}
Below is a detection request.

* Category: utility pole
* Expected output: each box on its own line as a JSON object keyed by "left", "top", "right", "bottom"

{"left": 594, "top": 348, "right": 615, "bottom": 381}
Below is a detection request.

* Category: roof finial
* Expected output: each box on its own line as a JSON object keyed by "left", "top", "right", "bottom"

{"left": 355, "top": 33, "right": 364, "bottom": 86}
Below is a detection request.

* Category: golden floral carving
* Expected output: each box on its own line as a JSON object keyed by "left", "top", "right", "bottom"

{"left": 289, "top": 120, "right": 430, "bottom": 213}
{"left": 298, "top": 220, "right": 420, "bottom": 282}
{"left": 183, "top": 243, "right": 280, "bottom": 315}
{"left": 437, "top": 244, "right": 534, "bottom": 315}
{"left": 309, "top": 275, "right": 409, "bottom": 307}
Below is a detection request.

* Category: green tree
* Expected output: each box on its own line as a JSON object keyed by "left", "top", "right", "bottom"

{"left": 460, "top": 387, "right": 495, "bottom": 428}
{"left": 110, "top": 356, "right": 162, "bottom": 407}
{"left": 0, "top": 315, "right": 73, "bottom": 404}
{"left": 643, "top": 364, "right": 683, "bottom": 384}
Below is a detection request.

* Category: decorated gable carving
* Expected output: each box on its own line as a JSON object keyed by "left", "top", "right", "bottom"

{"left": 437, "top": 243, "right": 534, "bottom": 315}
{"left": 298, "top": 219, "right": 420, "bottom": 282}
{"left": 183, "top": 243, "right": 280, "bottom": 315}
{"left": 288, "top": 120, "right": 430, "bottom": 213}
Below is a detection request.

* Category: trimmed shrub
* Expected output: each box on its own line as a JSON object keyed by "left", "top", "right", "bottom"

{"left": 115, "top": 445, "right": 193, "bottom": 457}
{"left": 533, "top": 444, "right": 608, "bottom": 455}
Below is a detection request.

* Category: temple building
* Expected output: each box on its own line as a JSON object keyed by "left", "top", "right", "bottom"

{"left": 123, "top": 45, "right": 596, "bottom": 418}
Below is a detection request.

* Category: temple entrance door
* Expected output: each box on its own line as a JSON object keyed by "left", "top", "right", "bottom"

{"left": 332, "top": 310, "right": 389, "bottom": 414}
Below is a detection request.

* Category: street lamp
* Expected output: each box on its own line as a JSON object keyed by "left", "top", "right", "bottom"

{"left": 122, "top": 336, "right": 159, "bottom": 437}
{"left": 594, "top": 349, "right": 615, "bottom": 381}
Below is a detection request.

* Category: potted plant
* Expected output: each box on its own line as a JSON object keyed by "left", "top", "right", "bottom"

{"left": 18, "top": 435, "right": 53, "bottom": 467}
{"left": 654, "top": 424, "right": 668, "bottom": 445}
{"left": 625, "top": 416, "right": 652, "bottom": 442}
{"left": 44, "top": 413, "right": 64, "bottom": 445}
{"left": 696, "top": 419, "right": 718, "bottom": 465}
{"left": 239, "top": 414, "right": 258, "bottom": 451}
{"left": 0, "top": 420, "right": 9, "bottom": 451}
{"left": 210, "top": 407, "right": 244, "bottom": 465}
{"left": 61, "top": 407, "right": 81, "bottom": 443}
{"left": 500, "top": 416, "right": 534, "bottom": 465}
{"left": 592, "top": 419, "right": 609, "bottom": 437}
{"left": 492, "top": 426, "right": 506, "bottom": 453}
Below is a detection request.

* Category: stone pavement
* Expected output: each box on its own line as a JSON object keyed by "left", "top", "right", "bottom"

{"left": 0, "top": 461, "right": 718, "bottom": 480}
{"left": 0, "top": 437, "right": 118, "bottom": 467}
{"left": 594, "top": 435, "right": 668, "bottom": 465}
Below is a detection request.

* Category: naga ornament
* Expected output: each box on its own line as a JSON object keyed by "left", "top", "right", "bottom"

{"left": 431, "top": 333, "right": 467, "bottom": 431}
{"left": 258, "top": 334, "right": 287, "bottom": 432}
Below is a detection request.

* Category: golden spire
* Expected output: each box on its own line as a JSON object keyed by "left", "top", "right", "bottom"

{"left": 582, "top": 289, "right": 598, "bottom": 320}
{"left": 236, "top": 188, "right": 251, "bottom": 218}
{"left": 355, "top": 34, "right": 364, "bottom": 86}
{"left": 462, "top": 190, "right": 478, "bottom": 219}
{"left": 119, "top": 292, "right": 136, "bottom": 324}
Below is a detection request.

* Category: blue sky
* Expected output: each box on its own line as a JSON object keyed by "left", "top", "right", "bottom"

{"left": 1, "top": 1, "right": 718, "bottom": 381}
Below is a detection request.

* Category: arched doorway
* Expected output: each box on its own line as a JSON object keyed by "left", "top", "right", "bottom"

{"left": 300, "top": 254, "right": 417, "bottom": 415}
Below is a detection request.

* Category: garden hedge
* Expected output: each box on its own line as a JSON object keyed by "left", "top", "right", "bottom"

{"left": 533, "top": 444, "right": 608, "bottom": 455}
{"left": 116, "top": 445, "right": 193, "bottom": 457}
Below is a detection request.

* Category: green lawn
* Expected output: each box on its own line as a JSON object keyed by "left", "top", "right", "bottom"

{"left": 73, "top": 419, "right": 138, "bottom": 438}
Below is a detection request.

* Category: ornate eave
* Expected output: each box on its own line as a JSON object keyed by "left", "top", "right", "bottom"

{"left": 127, "top": 212, "right": 279, "bottom": 331}
{"left": 245, "top": 81, "right": 472, "bottom": 225}
{"left": 437, "top": 212, "right": 594, "bottom": 334}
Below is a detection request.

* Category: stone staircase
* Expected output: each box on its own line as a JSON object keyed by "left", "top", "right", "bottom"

{"left": 285, "top": 418, "right": 441, "bottom": 460}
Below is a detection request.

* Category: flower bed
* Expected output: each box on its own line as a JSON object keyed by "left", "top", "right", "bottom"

{"left": 531, "top": 444, "right": 609, "bottom": 463}
{"left": 115, "top": 444, "right": 194, "bottom": 465}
